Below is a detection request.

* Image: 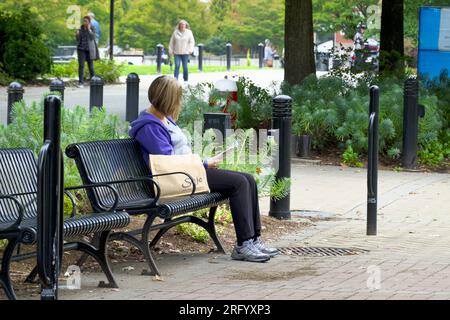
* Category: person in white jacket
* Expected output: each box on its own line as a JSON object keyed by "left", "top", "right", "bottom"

{"left": 169, "top": 20, "right": 195, "bottom": 82}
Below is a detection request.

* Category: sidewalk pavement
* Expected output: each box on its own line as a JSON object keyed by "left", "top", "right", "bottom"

{"left": 59, "top": 162, "right": 450, "bottom": 300}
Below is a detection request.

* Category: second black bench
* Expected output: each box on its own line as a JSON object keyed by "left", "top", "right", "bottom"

{"left": 66, "top": 139, "right": 230, "bottom": 276}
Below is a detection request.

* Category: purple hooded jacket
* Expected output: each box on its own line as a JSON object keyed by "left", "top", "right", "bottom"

{"left": 129, "top": 111, "right": 208, "bottom": 169}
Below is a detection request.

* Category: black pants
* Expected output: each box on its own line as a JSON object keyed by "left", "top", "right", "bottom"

{"left": 206, "top": 169, "right": 261, "bottom": 244}
{"left": 77, "top": 49, "right": 95, "bottom": 84}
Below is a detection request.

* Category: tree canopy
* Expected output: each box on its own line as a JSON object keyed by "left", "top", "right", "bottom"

{"left": 0, "top": 0, "right": 446, "bottom": 54}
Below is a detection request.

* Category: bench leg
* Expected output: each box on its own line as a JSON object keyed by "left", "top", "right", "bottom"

{"left": 110, "top": 231, "right": 161, "bottom": 277}
{"left": 76, "top": 232, "right": 101, "bottom": 270}
{"left": 141, "top": 216, "right": 161, "bottom": 276}
{"left": 24, "top": 266, "right": 39, "bottom": 284}
{"left": 149, "top": 219, "right": 171, "bottom": 248}
{"left": 0, "top": 239, "right": 18, "bottom": 300}
{"left": 74, "top": 231, "right": 118, "bottom": 289}
{"left": 188, "top": 207, "right": 226, "bottom": 254}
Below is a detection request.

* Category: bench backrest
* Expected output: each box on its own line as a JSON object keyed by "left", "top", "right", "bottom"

{"left": 0, "top": 149, "right": 38, "bottom": 223}
{"left": 66, "top": 139, "right": 154, "bottom": 212}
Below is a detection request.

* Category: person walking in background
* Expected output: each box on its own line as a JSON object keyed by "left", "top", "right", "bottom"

{"left": 353, "top": 23, "right": 366, "bottom": 70}
{"left": 76, "top": 16, "right": 99, "bottom": 88}
{"left": 264, "top": 39, "right": 274, "bottom": 68}
{"left": 88, "top": 12, "right": 101, "bottom": 44}
{"left": 169, "top": 20, "right": 195, "bottom": 82}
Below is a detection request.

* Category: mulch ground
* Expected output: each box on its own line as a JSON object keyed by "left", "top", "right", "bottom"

{"left": 0, "top": 215, "right": 311, "bottom": 300}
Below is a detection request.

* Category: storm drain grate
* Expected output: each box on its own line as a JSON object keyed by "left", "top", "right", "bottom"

{"left": 278, "top": 247, "right": 368, "bottom": 257}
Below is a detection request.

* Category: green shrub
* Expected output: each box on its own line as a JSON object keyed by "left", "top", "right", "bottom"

{"left": 50, "top": 60, "right": 77, "bottom": 79}
{"left": 178, "top": 82, "right": 221, "bottom": 130}
{"left": 204, "top": 36, "right": 228, "bottom": 56}
{"left": 176, "top": 205, "right": 231, "bottom": 243}
{"left": 49, "top": 59, "right": 124, "bottom": 84}
{"left": 342, "top": 146, "right": 364, "bottom": 168}
{"left": 0, "top": 65, "right": 13, "bottom": 86}
{"left": 93, "top": 60, "right": 125, "bottom": 83}
{"left": 418, "top": 137, "right": 450, "bottom": 167}
{"left": 286, "top": 74, "right": 445, "bottom": 164}
{"left": 227, "top": 77, "right": 273, "bottom": 129}
{"left": 0, "top": 7, "right": 51, "bottom": 80}
{"left": 176, "top": 223, "right": 211, "bottom": 243}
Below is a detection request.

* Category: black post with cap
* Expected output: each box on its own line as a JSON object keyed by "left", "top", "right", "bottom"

{"left": 126, "top": 73, "right": 140, "bottom": 122}
{"left": 269, "top": 95, "right": 292, "bottom": 220}
{"left": 49, "top": 79, "right": 65, "bottom": 101}
{"left": 7, "top": 82, "right": 24, "bottom": 125}
{"left": 226, "top": 43, "right": 232, "bottom": 72}
{"left": 156, "top": 44, "right": 164, "bottom": 74}
{"left": 89, "top": 76, "right": 104, "bottom": 111}
{"left": 258, "top": 43, "right": 264, "bottom": 69}
{"left": 367, "top": 86, "right": 379, "bottom": 236}
{"left": 402, "top": 76, "right": 425, "bottom": 169}
{"left": 198, "top": 44, "right": 204, "bottom": 72}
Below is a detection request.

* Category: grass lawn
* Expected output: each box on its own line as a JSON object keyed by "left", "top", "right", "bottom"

{"left": 121, "top": 64, "right": 261, "bottom": 76}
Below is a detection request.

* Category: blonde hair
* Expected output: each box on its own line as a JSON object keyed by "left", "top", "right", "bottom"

{"left": 148, "top": 76, "right": 183, "bottom": 120}
{"left": 177, "top": 19, "right": 190, "bottom": 31}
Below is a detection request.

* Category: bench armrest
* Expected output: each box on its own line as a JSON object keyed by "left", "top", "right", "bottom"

{"left": 65, "top": 183, "right": 120, "bottom": 214}
{"left": 63, "top": 190, "right": 78, "bottom": 218}
{"left": 0, "top": 195, "right": 25, "bottom": 231}
{"left": 96, "top": 177, "right": 162, "bottom": 208}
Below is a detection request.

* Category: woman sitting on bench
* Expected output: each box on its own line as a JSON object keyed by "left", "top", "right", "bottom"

{"left": 129, "top": 75, "right": 279, "bottom": 263}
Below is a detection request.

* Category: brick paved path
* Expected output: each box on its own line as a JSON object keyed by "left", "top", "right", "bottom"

{"left": 57, "top": 164, "right": 449, "bottom": 300}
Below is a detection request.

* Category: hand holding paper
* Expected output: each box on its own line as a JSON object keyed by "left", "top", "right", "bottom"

{"left": 206, "top": 140, "right": 240, "bottom": 166}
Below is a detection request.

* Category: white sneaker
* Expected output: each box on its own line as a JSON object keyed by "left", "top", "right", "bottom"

{"left": 253, "top": 237, "right": 280, "bottom": 257}
{"left": 231, "top": 239, "right": 271, "bottom": 263}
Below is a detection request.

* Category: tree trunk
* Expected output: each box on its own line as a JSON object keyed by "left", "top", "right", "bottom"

{"left": 379, "top": 0, "right": 404, "bottom": 74}
{"left": 284, "top": 0, "right": 316, "bottom": 86}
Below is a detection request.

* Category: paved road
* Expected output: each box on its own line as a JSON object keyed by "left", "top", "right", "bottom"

{"left": 55, "top": 163, "right": 450, "bottom": 300}
{"left": 0, "top": 69, "right": 291, "bottom": 125}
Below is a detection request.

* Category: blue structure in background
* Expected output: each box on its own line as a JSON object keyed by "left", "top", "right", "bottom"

{"left": 418, "top": 6, "right": 450, "bottom": 80}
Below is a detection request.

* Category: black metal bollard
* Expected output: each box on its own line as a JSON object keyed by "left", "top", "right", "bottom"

{"left": 37, "top": 95, "right": 64, "bottom": 300}
{"left": 204, "top": 112, "right": 232, "bottom": 139}
{"left": 89, "top": 76, "right": 104, "bottom": 111}
{"left": 198, "top": 44, "right": 204, "bottom": 72}
{"left": 7, "top": 82, "right": 24, "bottom": 125}
{"left": 269, "top": 95, "right": 292, "bottom": 220}
{"left": 367, "top": 86, "right": 380, "bottom": 236}
{"left": 258, "top": 43, "right": 264, "bottom": 69}
{"left": 402, "top": 77, "right": 425, "bottom": 169}
{"left": 126, "top": 73, "right": 140, "bottom": 123}
{"left": 49, "top": 78, "right": 65, "bottom": 101}
{"left": 226, "top": 43, "right": 232, "bottom": 72}
{"left": 156, "top": 44, "right": 164, "bottom": 74}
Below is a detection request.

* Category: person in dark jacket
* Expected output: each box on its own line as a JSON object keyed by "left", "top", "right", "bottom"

{"left": 129, "top": 76, "right": 280, "bottom": 263}
{"left": 76, "top": 16, "right": 99, "bottom": 88}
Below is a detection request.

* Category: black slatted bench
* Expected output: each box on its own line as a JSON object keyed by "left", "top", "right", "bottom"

{"left": 0, "top": 148, "right": 130, "bottom": 300}
{"left": 66, "top": 139, "right": 230, "bottom": 276}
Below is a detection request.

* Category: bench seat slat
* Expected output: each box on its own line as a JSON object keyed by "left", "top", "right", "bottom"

{"left": 0, "top": 211, "right": 130, "bottom": 244}
{"left": 157, "top": 192, "right": 229, "bottom": 218}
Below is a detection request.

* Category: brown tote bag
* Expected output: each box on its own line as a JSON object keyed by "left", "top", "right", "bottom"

{"left": 149, "top": 154, "right": 210, "bottom": 199}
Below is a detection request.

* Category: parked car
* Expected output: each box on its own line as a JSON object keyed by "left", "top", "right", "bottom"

{"left": 52, "top": 46, "right": 77, "bottom": 64}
